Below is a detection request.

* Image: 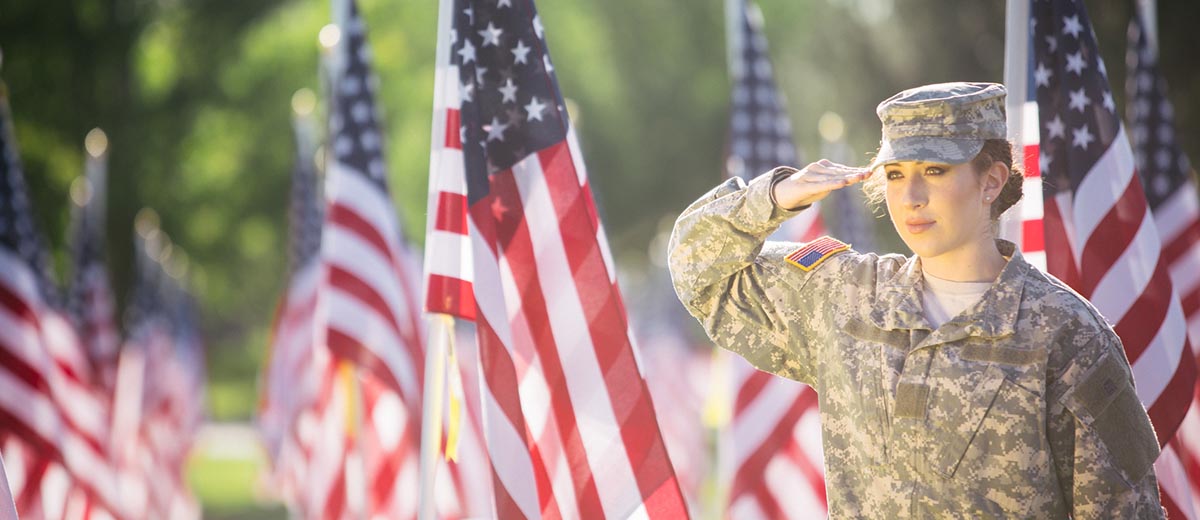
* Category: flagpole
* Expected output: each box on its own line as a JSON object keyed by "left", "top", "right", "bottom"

{"left": 1000, "top": 0, "right": 1028, "bottom": 246}
{"left": 1136, "top": 0, "right": 1158, "bottom": 52}
{"left": 418, "top": 0, "right": 458, "bottom": 516}
{"left": 418, "top": 315, "right": 451, "bottom": 520}
{"left": 1002, "top": 0, "right": 1027, "bottom": 162}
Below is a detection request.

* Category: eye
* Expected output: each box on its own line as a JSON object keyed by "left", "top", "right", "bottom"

{"left": 924, "top": 166, "right": 946, "bottom": 176}
{"left": 885, "top": 170, "right": 903, "bottom": 180}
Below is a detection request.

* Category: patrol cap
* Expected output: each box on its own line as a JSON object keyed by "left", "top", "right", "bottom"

{"left": 872, "top": 82, "right": 1007, "bottom": 167}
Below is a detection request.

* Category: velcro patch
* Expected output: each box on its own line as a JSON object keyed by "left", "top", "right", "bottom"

{"left": 786, "top": 236, "right": 850, "bottom": 272}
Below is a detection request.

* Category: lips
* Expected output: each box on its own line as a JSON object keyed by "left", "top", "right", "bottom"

{"left": 905, "top": 218, "right": 935, "bottom": 234}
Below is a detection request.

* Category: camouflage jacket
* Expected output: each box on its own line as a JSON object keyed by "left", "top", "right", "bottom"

{"left": 669, "top": 171, "right": 1164, "bottom": 519}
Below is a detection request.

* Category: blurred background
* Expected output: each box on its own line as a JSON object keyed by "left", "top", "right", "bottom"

{"left": 2, "top": 0, "right": 1198, "bottom": 516}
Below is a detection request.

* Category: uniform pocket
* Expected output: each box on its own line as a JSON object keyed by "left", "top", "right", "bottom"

{"left": 934, "top": 364, "right": 1007, "bottom": 478}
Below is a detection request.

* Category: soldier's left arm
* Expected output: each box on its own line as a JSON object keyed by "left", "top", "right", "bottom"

{"left": 1047, "top": 331, "right": 1165, "bottom": 519}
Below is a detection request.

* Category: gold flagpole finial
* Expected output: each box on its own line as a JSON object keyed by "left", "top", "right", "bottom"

{"left": 85, "top": 128, "right": 108, "bottom": 158}
{"left": 318, "top": 24, "right": 341, "bottom": 54}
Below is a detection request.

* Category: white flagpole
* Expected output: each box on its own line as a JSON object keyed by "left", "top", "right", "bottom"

{"left": 1000, "top": 0, "right": 1029, "bottom": 245}
{"left": 418, "top": 316, "right": 451, "bottom": 520}
{"left": 417, "top": 0, "right": 457, "bottom": 516}
{"left": 1136, "top": 0, "right": 1158, "bottom": 53}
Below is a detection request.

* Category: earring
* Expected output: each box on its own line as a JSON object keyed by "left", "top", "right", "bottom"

{"left": 985, "top": 195, "right": 992, "bottom": 201}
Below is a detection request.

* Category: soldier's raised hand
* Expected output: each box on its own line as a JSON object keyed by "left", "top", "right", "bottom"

{"left": 771, "top": 159, "right": 872, "bottom": 210}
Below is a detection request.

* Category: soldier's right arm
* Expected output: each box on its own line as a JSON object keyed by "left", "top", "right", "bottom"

{"left": 668, "top": 168, "right": 847, "bottom": 386}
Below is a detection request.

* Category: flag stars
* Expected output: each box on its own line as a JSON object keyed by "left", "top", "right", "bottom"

{"left": 360, "top": 131, "right": 381, "bottom": 152}
{"left": 1045, "top": 35, "right": 1058, "bottom": 53}
{"left": 512, "top": 40, "right": 532, "bottom": 65}
{"left": 1068, "top": 88, "right": 1091, "bottom": 112}
{"left": 1046, "top": 115, "right": 1066, "bottom": 140}
{"left": 505, "top": 108, "right": 523, "bottom": 128}
{"left": 475, "top": 65, "right": 489, "bottom": 84}
{"left": 1039, "top": 151, "right": 1052, "bottom": 173}
{"left": 352, "top": 101, "right": 371, "bottom": 124}
{"left": 543, "top": 54, "right": 554, "bottom": 72}
{"left": 525, "top": 96, "right": 546, "bottom": 121}
{"left": 497, "top": 0, "right": 512, "bottom": 7}
{"left": 457, "top": 38, "right": 477, "bottom": 64}
{"left": 1065, "top": 51, "right": 1086, "bottom": 75}
{"left": 461, "top": 81, "right": 474, "bottom": 103}
{"left": 1063, "top": 15, "right": 1083, "bottom": 38}
{"left": 533, "top": 16, "right": 544, "bottom": 39}
{"left": 499, "top": 78, "right": 518, "bottom": 103}
{"left": 485, "top": 116, "right": 509, "bottom": 142}
{"left": 335, "top": 136, "right": 353, "bottom": 156}
{"left": 463, "top": 6, "right": 475, "bottom": 24}
{"left": 1034, "top": 62, "right": 1052, "bottom": 87}
{"left": 1102, "top": 91, "right": 1115, "bottom": 112}
{"left": 1155, "top": 148, "right": 1173, "bottom": 170}
{"left": 1072, "top": 124, "right": 1094, "bottom": 150}
{"left": 479, "top": 22, "right": 503, "bottom": 47}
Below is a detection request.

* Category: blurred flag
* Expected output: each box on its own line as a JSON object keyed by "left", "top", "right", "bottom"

{"left": 724, "top": 0, "right": 823, "bottom": 243}
{"left": 1019, "top": 0, "right": 1196, "bottom": 516}
{"left": 318, "top": 0, "right": 431, "bottom": 516}
{"left": 0, "top": 79, "right": 122, "bottom": 520}
{"left": 120, "top": 222, "right": 203, "bottom": 520}
{"left": 258, "top": 93, "right": 325, "bottom": 509}
{"left": 425, "top": 0, "right": 689, "bottom": 516}
{"left": 716, "top": 2, "right": 828, "bottom": 518}
{"left": 66, "top": 130, "right": 120, "bottom": 394}
{"left": 1127, "top": 8, "right": 1200, "bottom": 517}
{"left": 320, "top": 0, "right": 425, "bottom": 404}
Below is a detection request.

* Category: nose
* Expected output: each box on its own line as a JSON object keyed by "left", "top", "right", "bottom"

{"left": 901, "top": 175, "right": 928, "bottom": 209}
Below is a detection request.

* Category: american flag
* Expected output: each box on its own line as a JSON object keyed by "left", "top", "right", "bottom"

{"left": 1127, "top": 9, "right": 1200, "bottom": 518}
{"left": 0, "top": 82, "right": 123, "bottom": 520}
{"left": 318, "top": 0, "right": 455, "bottom": 516}
{"left": 424, "top": 0, "right": 689, "bottom": 516}
{"left": 66, "top": 132, "right": 120, "bottom": 395}
{"left": 725, "top": 0, "right": 823, "bottom": 243}
{"left": 1028, "top": 0, "right": 1196, "bottom": 516}
{"left": 320, "top": 0, "right": 424, "bottom": 417}
{"left": 259, "top": 103, "right": 324, "bottom": 508}
{"left": 121, "top": 226, "right": 203, "bottom": 520}
{"left": 718, "top": 2, "right": 826, "bottom": 518}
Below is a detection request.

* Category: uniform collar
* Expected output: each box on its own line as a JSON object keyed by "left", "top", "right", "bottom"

{"left": 869, "top": 240, "right": 1029, "bottom": 345}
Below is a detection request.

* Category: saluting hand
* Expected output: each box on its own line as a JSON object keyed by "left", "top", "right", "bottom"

{"left": 771, "top": 159, "right": 873, "bottom": 210}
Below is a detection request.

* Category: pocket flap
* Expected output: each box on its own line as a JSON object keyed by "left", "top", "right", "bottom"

{"left": 843, "top": 317, "right": 909, "bottom": 347}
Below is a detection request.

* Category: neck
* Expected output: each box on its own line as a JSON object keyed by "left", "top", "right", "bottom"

{"left": 920, "top": 239, "right": 1007, "bottom": 282}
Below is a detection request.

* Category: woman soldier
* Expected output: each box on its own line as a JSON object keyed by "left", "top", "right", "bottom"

{"left": 669, "top": 82, "right": 1163, "bottom": 518}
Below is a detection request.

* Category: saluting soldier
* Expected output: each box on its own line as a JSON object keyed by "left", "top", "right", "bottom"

{"left": 669, "top": 82, "right": 1164, "bottom": 518}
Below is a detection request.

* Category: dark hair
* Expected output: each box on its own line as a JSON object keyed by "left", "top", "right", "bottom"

{"left": 862, "top": 139, "right": 1023, "bottom": 220}
{"left": 971, "top": 139, "right": 1024, "bottom": 219}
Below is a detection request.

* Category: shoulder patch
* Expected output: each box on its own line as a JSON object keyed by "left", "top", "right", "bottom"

{"left": 786, "top": 236, "right": 850, "bottom": 272}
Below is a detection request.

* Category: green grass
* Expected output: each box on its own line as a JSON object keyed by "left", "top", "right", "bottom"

{"left": 187, "top": 431, "right": 288, "bottom": 520}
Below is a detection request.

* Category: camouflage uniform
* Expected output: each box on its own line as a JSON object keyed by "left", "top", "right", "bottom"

{"left": 668, "top": 170, "right": 1165, "bottom": 518}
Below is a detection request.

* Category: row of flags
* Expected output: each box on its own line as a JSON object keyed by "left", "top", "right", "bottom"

{"left": 258, "top": 0, "right": 1200, "bottom": 518}
{"left": 6, "top": 0, "right": 1193, "bottom": 517}
{"left": 0, "top": 73, "right": 206, "bottom": 518}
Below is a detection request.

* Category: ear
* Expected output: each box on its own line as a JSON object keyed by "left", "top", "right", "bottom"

{"left": 983, "top": 160, "right": 1010, "bottom": 199}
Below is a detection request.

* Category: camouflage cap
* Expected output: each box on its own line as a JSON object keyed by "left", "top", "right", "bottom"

{"left": 872, "top": 82, "right": 1007, "bottom": 167}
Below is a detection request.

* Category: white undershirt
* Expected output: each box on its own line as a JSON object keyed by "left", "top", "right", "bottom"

{"left": 921, "top": 270, "right": 993, "bottom": 329}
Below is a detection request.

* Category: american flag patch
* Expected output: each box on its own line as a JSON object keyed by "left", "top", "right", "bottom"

{"left": 786, "top": 236, "right": 850, "bottom": 272}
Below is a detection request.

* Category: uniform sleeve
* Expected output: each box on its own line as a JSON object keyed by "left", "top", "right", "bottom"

{"left": 667, "top": 168, "right": 849, "bottom": 386}
{"left": 1047, "top": 331, "right": 1165, "bottom": 519}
